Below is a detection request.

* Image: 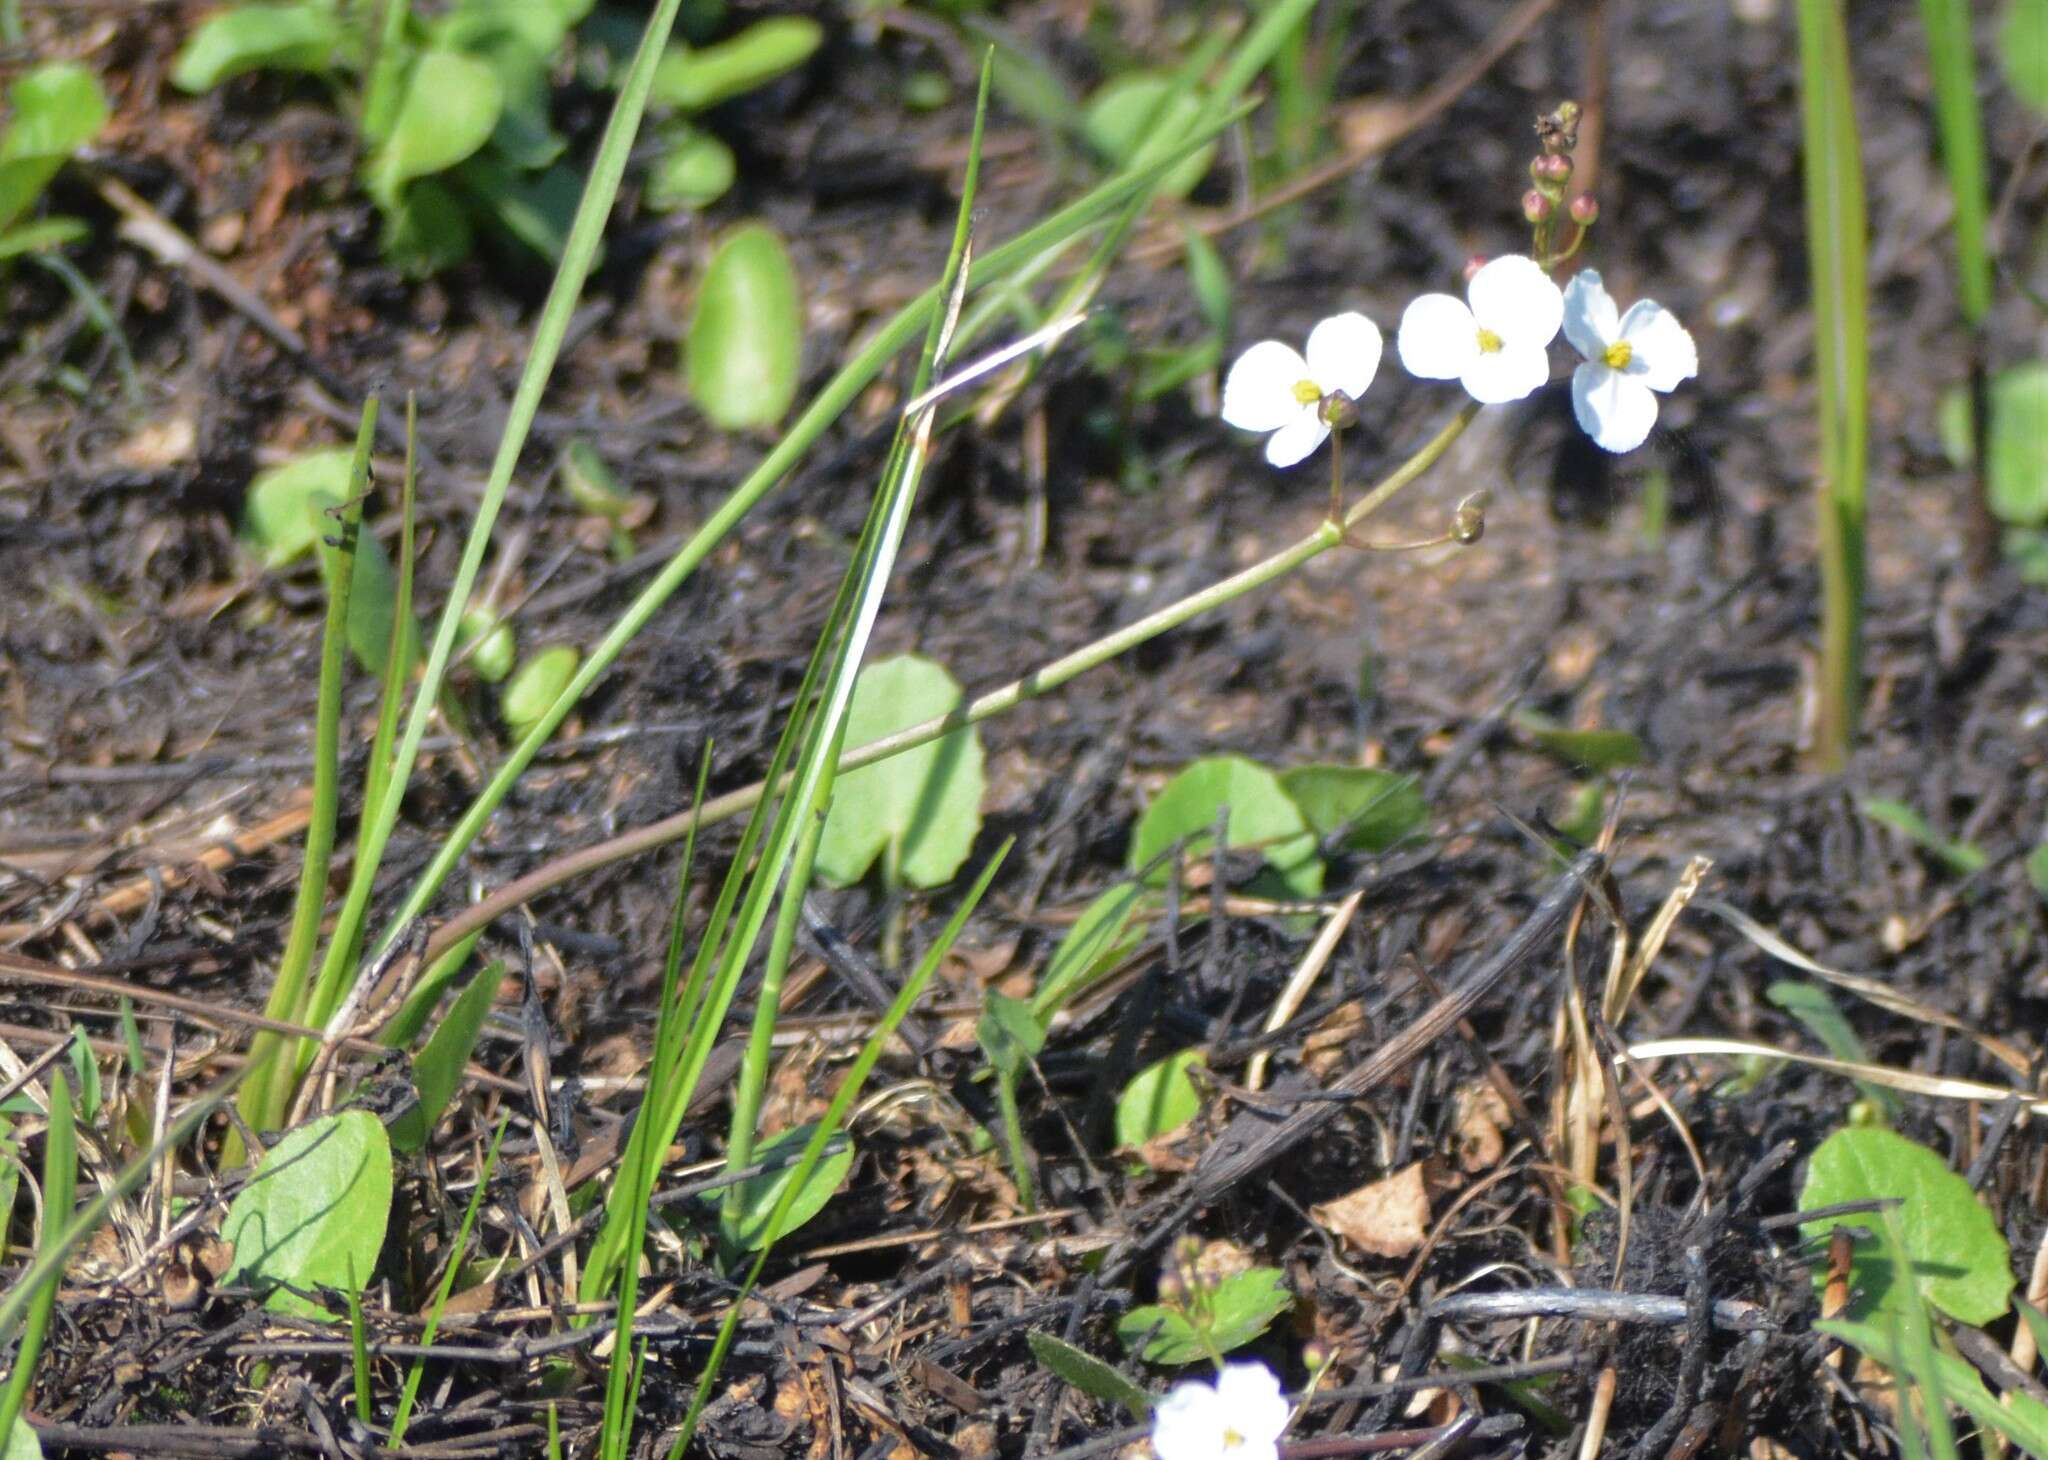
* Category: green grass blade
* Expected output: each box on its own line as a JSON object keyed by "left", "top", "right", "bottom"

{"left": 667, "top": 840, "right": 1014, "bottom": 1460}
{"left": 1796, "top": 0, "right": 1869, "bottom": 770}
{"left": 237, "top": 399, "right": 377, "bottom": 1144}
{"left": 389, "top": 1117, "right": 506, "bottom": 1447}
{"left": 359, "top": 394, "right": 419, "bottom": 839}
{"left": 1917, "top": 0, "right": 1991, "bottom": 325}
{"left": 0, "top": 1071, "right": 75, "bottom": 1442}
{"left": 302, "top": 0, "right": 688, "bottom": 1037}
{"left": 366, "top": 101, "right": 1256, "bottom": 971}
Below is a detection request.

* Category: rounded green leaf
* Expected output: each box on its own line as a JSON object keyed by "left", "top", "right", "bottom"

{"left": 221, "top": 1111, "right": 393, "bottom": 1319}
{"left": 717, "top": 1123, "right": 854, "bottom": 1253}
{"left": 686, "top": 222, "right": 805, "bottom": 431}
{"left": 240, "top": 448, "right": 355, "bottom": 567}
{"left": 1117, "top": 1267, "right": 1292, "bottom": 1365}
{"left": 651, "top": 17, "right": 823, "bottom": 112}
{"left": 2002, "top": 0, "right": 2048, "bottom": 111}
{"left": 1026, "top": 1330, "right": 1150, "bottom": 1418}
{"left": 1082, "top": 71, "right": 1213, "bottom": 199}
{"left": 4, "top": 1415, "right": 41, "bottom": 1460}
{"left": 645, "top": 128, "right": 736, "bottom": 211}
{"left": 0, "top": 62, "right": 110, "bottom": 235}
{"left": 457, "top": 608, "right": 516, "bottom": 683}
{"left": 815, "top": 654, "right": 986, "bottom": 890}
{"left": 379, "top": 177, "right": 475, "bottom": 278}
{"left": 1115, "top": 1049, "right": 1202, "bottom": 1150}
{"left": 1129, "top": 755, "right": 1322, "bottom": 899}
{"left": 1279, "top": 766, "right": 1428, "bottom": 854}
{"left": 1988, "top": 364, "right": 2048, "bottom": 525}
{"left": 170, "top": 5, "right": 347, "bottom": 92}
{"left": 501, "top": 645, "right": 580, "bottom": 735}
{"left": 367, "top": 50, "right": 504, "bottom": 205}
{"left": 1799, "top": 1125, "right": 2014, "bottom": 1325}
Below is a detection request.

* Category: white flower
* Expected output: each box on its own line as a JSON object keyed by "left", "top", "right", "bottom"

{"left": 1562, "top": 269, "right": 1698, "bottom": 453}
{"left": 1396, "top": 254, "right": 1563, "bottom": 405}
{"left": 1220, "top": 313, "right": 1383, "bottom": 468}
{"left": 1151, "top": 1361, "right": 1291, "bottom": 1460}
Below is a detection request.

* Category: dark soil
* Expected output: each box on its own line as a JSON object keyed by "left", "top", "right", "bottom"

{"left": 3, "top": 2, "right": 2047, "bottom": 1458}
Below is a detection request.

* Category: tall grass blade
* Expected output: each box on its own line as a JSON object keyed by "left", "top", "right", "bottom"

{"left": 1795, "top": 0, "right": 1870, "bottom": 770}
{"left": 1917, "top": 0, "right": 1991, "bottom": 326}
{"left": 0, "top": 1071, "right": 74, "bottom": 1442}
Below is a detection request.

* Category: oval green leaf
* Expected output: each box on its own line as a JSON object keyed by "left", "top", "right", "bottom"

{"left": 0, "top": 63, "right": 110, "bottom": 235}
{"left": 651, "top": 17, "right": 823, "bottom": 112}
{"left": 170, "top": 4, "right": 347, "bottom": 92}
{"left": 1513, "top": 711, "right": 1646, "bottom": 771}
{"left": 717, "top": 1122, "right": 854, "bottom": 1253}
{"left": 501, "top": 645, "right": 580, "bottom": 735}
{"left": 2002, "top": 0, "right": 2048, "bottom": 111}
{"left": 1129, "top": 755, "right": 1322, "bottom": 899}
{"left": 1117, "top": 1267, "right": 1292, "bottom": 1365}
{"left": 1081, "top": 71, "right": 1213, "bottom": 198}
{"left": 222, "top": 1110, "right": 393, "bottom": 1319}
{"left": 4, "top": 1416, "right": 41, "bottom": 1460}
{"left": 1026, "top": 1330, "right": 1151, "bottom": 1419}
{"left": 686, "top": 222, "right": 804, "bottom": 431}
{"left": 387, "top": 961, "right": 505, "bottom": 1153}
{"left": 1798, "top": 1125, "right": 2014, "bottom": 1325}
{"left": 1115, "top": 1049, "right": 1202, "bottom": 1151}
{"left": 1279, "top": 765, "right": 1428, "bottom": 854}
{"left": 367, "top": 50, "right": 504, "bottom": 206}
{"left": 645, "top": 128, "right": 736, "bottom": 211}
{"left": 240, "top": 448, "right": 354, "bottom": 567}
{"left": 815, "top": 654, "right": 986, "bottom": 890}
{"left": 457, "top": 608, "right": 516, "bottom": 683}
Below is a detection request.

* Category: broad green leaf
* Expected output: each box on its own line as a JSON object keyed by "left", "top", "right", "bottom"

{"left": 1858, "top": 798, "right": 1988, "bottom": 876}
{"left": 1514, "top": 711, "right": 1646, "bottom": 771}
{"left": 1115, "top": 1049, "right": 1202, "bottom": 1150}
{"left": 170, "top": 5, "right": 348, "bottom": 92}
{"left": 1938, "top": 365, "right": 2048, "bottom": 525}
{"left": 556, "top": 440, "right": 631, "bottom": 517}
{"left": 501, "top": 645, "right": 581, "bottom": 735}
{"left": 686, "top": 221, "right": 804, "bottom": 431}
{"left": 455, "top": 608, "right": 515, "bottom": 683}
{"left": 1026, "top": 1330, "right": 1151, "bottom": 1418}
{"left": 2, "top": 1417, "right": 37, "bottom": 1460}
{"left": 222, "top": 1110, "right": 394, "bottom": 1319}
{"left": 388, "top": 961, "right": 505, "bottom": 1152}
{"left": 1819, "top": 1315, "right": 2048, "bottom": 1456}
{"left": 645, "top": 127, "right": 735, "bottom": 211}
{"left": 456, "top": 154, "right": 578, "bottom": 264}
{"left": 366, "top": 50, "right": 504, "bottom": 206}
{"left": 2001, "top": 0, "right": 2048, "bottom": 110}
{"left": 1279, "top": 765, "right": 1428, "bottom": 854}
{"left": 241, "top": 448, "right": 355, "bottom": 567}
{"left": 717, "top": 1122, "right": 853, "bottom": 1252}
{"left": 651, "top": 17, "right": 822, "bottom": 112}
{"left": 1799, "top": 1125, "right": 2013, "bottom": 1325}
{"left": 815, "top": 655, "right": 985, "bottom": 890}
{"left": 1082, "top": 71, "right": 1213, "bottom": 199}
{"left": 379, "top": 178, "right": 475, "bottom": 277}
{"left": 1117, "top": 1267, "right": 1292, "bottom": 1365}
{"left": 976, "top": 991, "right": 1044, "bottom": 1080}
{"left": 1129, "top": 755, "right": 1322, "bottom": 899}
{"left": 1031, "top": 883, "right": 1148, "bottom": 1020}
{"left": 0, "top": 63, "right": 109, "bottom": 235}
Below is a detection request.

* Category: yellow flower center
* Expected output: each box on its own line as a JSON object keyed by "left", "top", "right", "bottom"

{"left": 1603, "top": 340, "right": 1633, "bottom": 369}
{"left": 1475, "top": 327, "right": 1503, "bottom": 354}
{"left": 1222, "top": 1428, "right": 1246, "bottom": 1451}
{"left": 1292, "top": 379, "right": 1323, "bottom": 405}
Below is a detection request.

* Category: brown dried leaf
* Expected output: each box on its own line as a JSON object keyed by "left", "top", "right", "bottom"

{"left": 1452, "top": 1081, "right": 1511, "bottom": 1172}
{"left": 1312, "top": 1160, "right": 1441, "bottom": 1259}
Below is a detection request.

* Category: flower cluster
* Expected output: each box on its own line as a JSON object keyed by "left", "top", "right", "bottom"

{"left": 1151, "top": 1361, "right": 1290, "bottom": 1460}
{"left": 1222, "top": 261, "right": 1696, "bottom": 461}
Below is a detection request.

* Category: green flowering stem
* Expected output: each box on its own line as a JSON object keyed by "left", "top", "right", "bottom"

{"left": 412, "top": 401, "right": 1481, "bottom": 973}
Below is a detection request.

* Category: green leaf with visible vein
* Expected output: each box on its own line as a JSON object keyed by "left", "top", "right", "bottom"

{"left": 223, "top": 1111, "right": 393, "bottom": 1319}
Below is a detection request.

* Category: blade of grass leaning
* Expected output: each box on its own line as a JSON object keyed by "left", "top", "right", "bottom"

{"left": 668, "top": 842, "right": 1013, "bottom": 1460}
{"left": 297, "top": 0, "right": 689, "bottom": 1047}
{"left": 0, "top": 1070, "right": 74, "bottom": 1443}
{"left": 364, "top": 98, "right": 1260, "bottom": 974}
{"left": 1796, "top": 0, "right": 1869, "bottom": 770}
{"left": 235, "top": 401, "right": 377, "bottom": 1149}
{"left": 582, "top": 59, "right": 989, "bottom": 1335}
{"left": 389, "top": 1117, "right": 507, "bottom": 1447}
{"left": 358, "top": 394, "right": 420, "bottom": 838}
{"left": 1917, "top": 0, "right": 1990, "bottom": 326}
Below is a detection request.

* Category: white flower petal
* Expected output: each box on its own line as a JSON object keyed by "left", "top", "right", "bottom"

{"left": 1396, "top": 293, "right": 1479, "bottom": 380}
{"left": 1573, "top": 362, "right": 1660, "bottom": 451}
{"left": 1304, "top": 311, "right": 1382, "bottom": 401}
{"left": 1617, "top": 299, "right": 1699, "bottom": 392}
{"left": 1561, "top": 269, "right": 1618, "bottom": 361}
{"left": 1263, "top": 408, "right": 1330, "bottom": 467}
{"left": 1213, "top": 1362, "right": 1290, "bottom": 1449}
{"left": 1221, "top": 340, "right": 1312, "bottom": 433}
{"left": 1153, "top": 1378, "right": 1228, "bottom": 1460}
{"left": 1467, "top": 254, "right": 1562, "bottom": 349}
{"left": 1460, "top": 339, "right": 1551, "bottom": 404}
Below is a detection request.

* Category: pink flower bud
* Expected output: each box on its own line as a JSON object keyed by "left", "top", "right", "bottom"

{"left": 1531, "top": 153, "right": 1573, "bottom": 185}
{"left": 1521, "top": 189, "right": 1552, "bottom": 224}
{"left": 1462, "top": 254, "right": 1488, "bottom": 283}
{"left": 1569, "top": 194, "right": 1600, "bottom": 225}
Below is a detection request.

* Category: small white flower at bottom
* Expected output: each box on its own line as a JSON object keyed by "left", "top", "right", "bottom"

{"left": 1395, "top": 254, "right": 1563, "bottom": 405}
{"left": 1220, "top": 313, "right": 1383, "bottom": 468}
{"left": 1151, "top": 1361, "right": 1291, "bottom": 1460}
{"left": 1562, "top": 269, "right": 1698, "bottom": 453}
